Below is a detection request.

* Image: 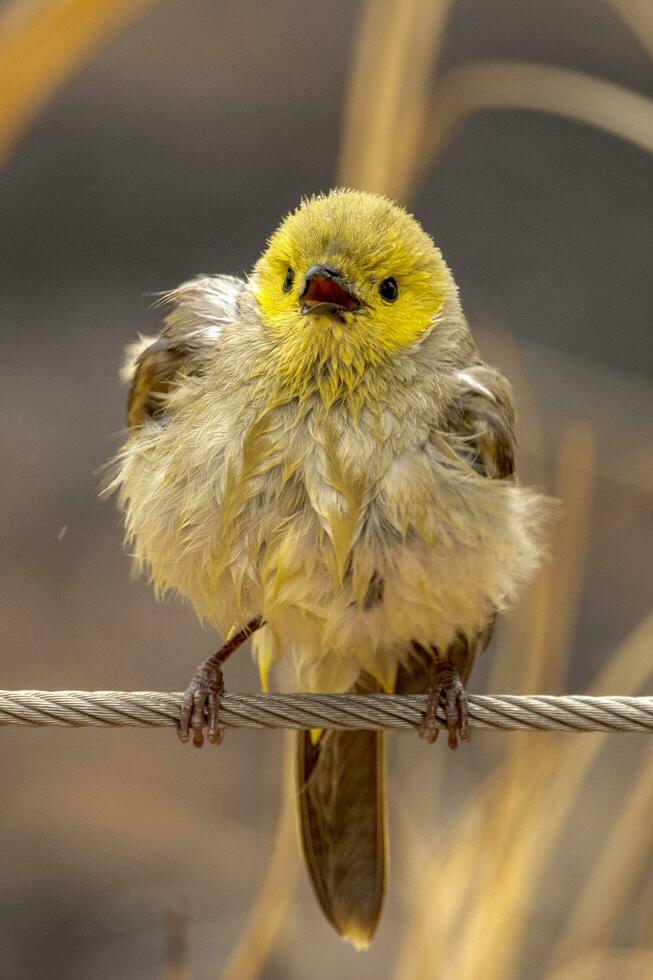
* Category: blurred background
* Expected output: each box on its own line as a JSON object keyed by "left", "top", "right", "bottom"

{"left": 1, "top": 0, "right": 652, "bottom": 977}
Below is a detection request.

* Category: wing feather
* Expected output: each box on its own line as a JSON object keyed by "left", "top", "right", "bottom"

{"left": 123, "top": 275, "right": 244, "bottom": 429}
{"left": 452, "top": 363, "right": 516, "bottom": 480}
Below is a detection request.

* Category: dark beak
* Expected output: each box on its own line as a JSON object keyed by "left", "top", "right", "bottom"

{"left": 300, "top": 265, "right": 360, "bottom": 315}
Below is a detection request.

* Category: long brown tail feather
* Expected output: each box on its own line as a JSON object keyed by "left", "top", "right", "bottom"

{"left": 296, "top": 720, "right": 386, "bottom": 949}
{"left": 295, "top": 629, "right": 488, "bottom": 947}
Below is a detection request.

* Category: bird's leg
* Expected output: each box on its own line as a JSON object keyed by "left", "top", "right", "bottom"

{"left": 178, "top": 615, "right": 264, "bottom": 747}
{"left": 415, "top": 644, "right": 470, "bottom": 749}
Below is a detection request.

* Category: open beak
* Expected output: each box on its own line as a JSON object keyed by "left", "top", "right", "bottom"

{"left": 300, "top": 265, "right": 360, "bottom": 316}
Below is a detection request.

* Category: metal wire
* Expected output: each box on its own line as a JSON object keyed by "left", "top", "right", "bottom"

{"left": 1, "top": 691, "right": 652, "bottom": 733}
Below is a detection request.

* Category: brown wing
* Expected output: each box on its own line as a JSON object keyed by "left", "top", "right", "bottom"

{"left": 451, "top": 365, "right": 516, "bottom": 480}
{"left": 126, "top": 338, "right": 192, "bottom": 429}
{"left": 123, "top": 274, "right": 245, "bottom": 430}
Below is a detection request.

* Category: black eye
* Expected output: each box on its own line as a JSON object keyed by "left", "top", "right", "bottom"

{"left": 379, "top": 277, "right": 398, "bottom": 302}
{"left": 282, "top": 267, "right": 295, "bottom": 293}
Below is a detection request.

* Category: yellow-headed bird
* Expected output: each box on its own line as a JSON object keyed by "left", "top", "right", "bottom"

{"left": 113, "top": 190, "right": 549, "bottom": 948}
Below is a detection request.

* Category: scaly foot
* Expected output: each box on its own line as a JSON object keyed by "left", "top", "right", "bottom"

{"left": 179, "top": 659, "right": 225, "bottom": 747}
{"left": 178, "top": 616, "right": 264, "bottom": 747}
{"left": 418, "top": 654, "right": 470, "bottom": 749}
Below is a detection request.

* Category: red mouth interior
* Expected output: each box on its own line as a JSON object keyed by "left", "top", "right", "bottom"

{"left": 303, "top": 276, "right": 358, "bottom": 310}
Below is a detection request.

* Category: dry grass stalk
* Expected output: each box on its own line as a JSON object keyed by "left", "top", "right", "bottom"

{"left": 548, "top": 755, "right": 653, "bottom": 971}
{"left": 416, "top": 61, "right": 653, "bottom": 185}
{"left": 546, "top": 947, "right": 653, "bottom": 980}
{"left": 336, "top": 0, "right": 451, "bottom": 201}
{"left": 161, "top": 904, "right": 191, "bottom": 980}
{"left": 515, "top": 421, "right": 597, "bottom": 697}
{"left": 607, "top": 0, "right": 653, "bottom": 58}
{"left": 542, "top": 423, "right": 597, "bottom": 692}
{"left": 393, "top": 772, "right": 507, "bottom": 980}
{"left": 0, "top": 0, "right": 158, "bottom": 166}
{"left": 219, "top": 734, "right": 300, "bottom": 980}
{"left": 635, "top": 863, "right": 653, "bottom": 947}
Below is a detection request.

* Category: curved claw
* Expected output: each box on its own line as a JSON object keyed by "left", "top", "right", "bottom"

{"left": 418, "top": 719, "right": 440, "bottom": 744}
{"left": 458, "top": 690, "right": 471, "bottom": 743}
{"left": 178, "top": 690, "right": 195, "bottom": 743}
{"left": 418, "top": 698, "right": 440, "bottom": 744}
{"left": 191, "top": 687, "right": 207, "bottom": 747}
{"left": 207, "top": 688, "right": 224, "bottom": 744}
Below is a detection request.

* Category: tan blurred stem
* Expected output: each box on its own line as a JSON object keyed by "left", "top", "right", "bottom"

{"left": 455, "top": 612, "right": 653, "bottom": 980}
{"left": 613, "top": 440, "right": 653, "bottom": 499}
{"left": 416, "top": 62, "right": 653, "bottom": 183}
{"left": 161, "top": 904, "right": 191, "bottom": 980}
{"left": 0, "top": 0, "right": 159, "bottom": 167}
{"left": 543, "top": 423, "right": 597, "bottom": 692}
{"left": 546, "top": 948, "right": 653, "bottom": 980}
{"left": 548, "top": 755, "right": 653, "bottom": 972}
{"left": 393, "top": 773, "right": 505, "bottom": 980}
{"left": 635, "top": 862, "right": 653, "bottom": 947}
{"left": 607, "top": 0, "right": 653, "bottom": 58}
{"left": 337, "top": 0, "right": 411, "bottom": 193}
{"left": 220, "top": 733, "right": 299, "bottom": 980}
{"left": 337, "top": 0, "right": 451, "bottom": 200}
{"left": 395, "top": 829, "right": 483, "bottom": 979}
{"left": 519, "top": 422, "right": 597, "bottom": 696}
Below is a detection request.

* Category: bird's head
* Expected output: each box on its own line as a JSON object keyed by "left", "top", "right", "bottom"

{"left": 250, "top": 189, "right": 457, "bottom": 402}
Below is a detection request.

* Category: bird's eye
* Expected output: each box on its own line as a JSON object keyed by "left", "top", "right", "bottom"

{"left": 379, "top": 277, "right": 398, "bottom": 302}
{"left": 282, "top": 267, "right": 295, "bottom": 293}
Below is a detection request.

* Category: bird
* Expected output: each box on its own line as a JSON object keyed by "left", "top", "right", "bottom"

{"left": 111, "top": 189, "right": 550, "bottom": 949}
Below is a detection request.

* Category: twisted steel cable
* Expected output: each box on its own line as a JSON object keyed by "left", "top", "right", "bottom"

{"left": 1, "top": 691, "right": 652, "bottom": 733}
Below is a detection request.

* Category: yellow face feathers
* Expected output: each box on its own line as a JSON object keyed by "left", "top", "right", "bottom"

{"left": 251, "top": 190, "right": 451, "bottom": 401}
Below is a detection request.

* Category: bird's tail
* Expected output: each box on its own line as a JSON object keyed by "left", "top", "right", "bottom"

{"left": 296, "top": 700, "right": 386, "bottom": 949}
